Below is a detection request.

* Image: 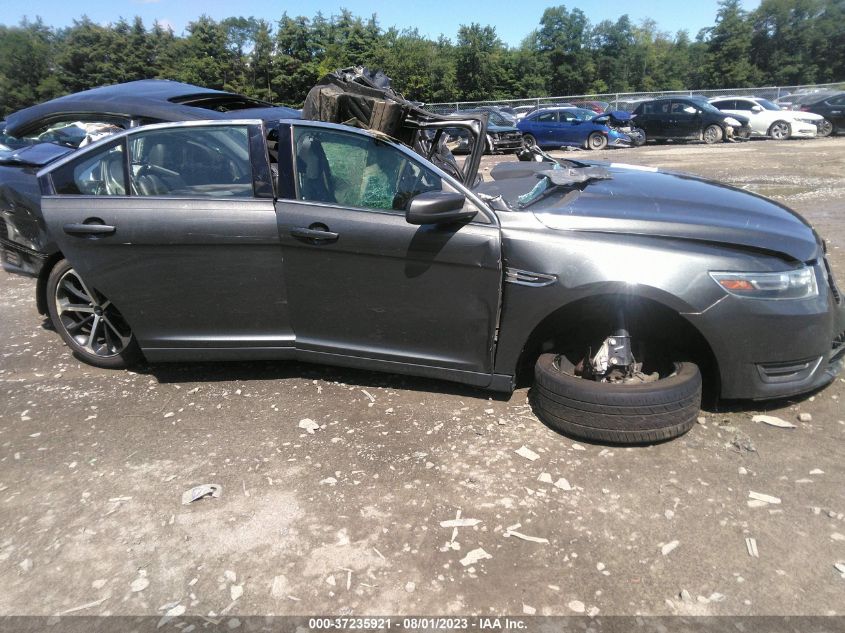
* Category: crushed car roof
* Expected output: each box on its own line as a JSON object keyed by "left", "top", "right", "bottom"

{"left": 4, "top": 80, "right": 301, "bottom": 136}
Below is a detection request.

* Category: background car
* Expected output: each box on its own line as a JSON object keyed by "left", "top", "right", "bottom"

{"left": 604, "top": 97, "right": 650, "bottom": 112}
{"left": 517, "top": 107, "right": 631, "bottom": 150}
{"left": 571, "top": 100, "right": 610, "bottom": 114}
{"left": 774, "top": 90, "right": 836, "bottom": 111}
{"left": 632, "top": 97, "right": 752, "bottom": 144}
{"left": 795, "top": 91, "right": 845, "bottom": 136}
{"left": 513, "top": 105, "right": 536, "bottom": 120}
{"left": 709, "top": 96, "right": 822, "bottom": 140}
{"left": 448, "top": 109, "right": 522, "bottom": 154}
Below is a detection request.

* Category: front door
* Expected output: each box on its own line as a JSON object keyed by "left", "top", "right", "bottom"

{"left": 39, "top": 122, "right": 292, "bottom": 359}
{"left": 275, "top": 123, "right": 502, "bottom": 382}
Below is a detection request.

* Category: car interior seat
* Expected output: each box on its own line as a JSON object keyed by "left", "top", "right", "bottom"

{"left": 102, "top": 152, "right": 126, "bottom": 195}
{"left": 296, "top": 135, "right": 335, "bottom": 203}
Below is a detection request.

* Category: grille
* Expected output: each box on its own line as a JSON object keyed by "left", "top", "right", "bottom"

{"left": 0, "top": 218, "right": 7, "bottom": 241}
{"left": 756, "top": 357, "right": 821, "bottom": 384}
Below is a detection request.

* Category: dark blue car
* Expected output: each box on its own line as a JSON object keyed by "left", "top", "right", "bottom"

{"left": 517, "top": 107, "right": 632, "bottom": 150}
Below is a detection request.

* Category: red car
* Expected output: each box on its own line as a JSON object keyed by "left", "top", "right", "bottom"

{"left": 571, "top": 100, "right": 610, "bottom": 114}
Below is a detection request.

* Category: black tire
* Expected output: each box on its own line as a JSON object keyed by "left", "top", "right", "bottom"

{"left": 703, "top": 124, "right": 723, "bottom": 144}
{"left": 522, "top": 133, "right": 537, "bottom": 149}
{"left": 816, "top": 118, "right": 834, "bottom": 137}
{"left": 586, "top": 132, "right": 608, "bottom": 150}
{"left": 532, "top": 353, "right": 701, "bottom": 444}
{"left": 46, "top": 259, "right": 142, "bottom": 369}
{"left": 767, "top": 120, "right": 791, "bottom": 140}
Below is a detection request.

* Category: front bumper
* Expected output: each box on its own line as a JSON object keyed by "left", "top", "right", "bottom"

{"left": 791, "top": 122, "right": 818, "bottom": 137}
{"left": 490, "top": 133, "right": 524, "bottom": 152}
{"left": 687, "top": 258, "right": 845, "bottom": 400}
{"left": 727, "top": 125, "right": 753, "bottom": 140}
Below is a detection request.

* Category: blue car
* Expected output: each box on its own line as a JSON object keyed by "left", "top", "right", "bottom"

{"left": 517, "top": 107, "right": 632, "bottom": 150}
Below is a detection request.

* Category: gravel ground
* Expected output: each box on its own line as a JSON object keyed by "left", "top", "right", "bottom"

{"left": 1, "top": 137, "right": 844, "bottom": 619}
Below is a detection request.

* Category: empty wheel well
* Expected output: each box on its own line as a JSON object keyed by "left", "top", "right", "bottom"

{"left": 515, "top": 294, "right": 720, "bottom": 399}
{"left": 36, "top": 252, "right": 64, "bottom": 316}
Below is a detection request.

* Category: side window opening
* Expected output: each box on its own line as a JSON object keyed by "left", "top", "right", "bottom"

{"left": 292, "top": 127, "right": 442, "bottom": 212}
{"left": 128, "top": 126, "right": 253, "bottom": 198}
{"left": 51, "top": 140, "right": 126, "bottom": 196}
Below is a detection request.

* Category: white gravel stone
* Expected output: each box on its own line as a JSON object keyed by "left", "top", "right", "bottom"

{"left": 567, "top": 600, "right": 586, "bottom": 613}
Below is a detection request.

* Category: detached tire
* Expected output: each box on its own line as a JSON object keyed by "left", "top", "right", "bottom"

{"left": 532, "top": 354, "right": 701, "bottom": 444}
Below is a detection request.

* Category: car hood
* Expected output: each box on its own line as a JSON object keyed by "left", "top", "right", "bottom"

{"left": 591, "top": 110, "right": 632, "bottom": 123}
{"left": 484, "top": 163, "right": 819, "bottom": 262}
{"left": 724, "top": 112, "right": 750, "bottom": 125}
{"left": 0, "top": 142, "right": 74, "bottom": 167}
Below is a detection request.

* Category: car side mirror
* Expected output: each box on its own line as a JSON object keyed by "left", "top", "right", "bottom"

{"left": 405, "top": 191, "right": 476, "bottom": 225}
{"left": 751, "top": 105, "right": 763, "bottom": 113}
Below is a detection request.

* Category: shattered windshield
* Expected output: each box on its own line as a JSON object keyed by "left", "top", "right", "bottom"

{"left": 2, "top": 121, "right": 124, "bottom": 153}
{"left": 689, "top": 97, "right": 724, "bottom": 115}
{"left": 470, "top": 110, "right": 513, "bottom": 127}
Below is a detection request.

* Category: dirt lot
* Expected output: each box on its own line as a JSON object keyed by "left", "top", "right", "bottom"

{"left": 1, "top": 137, "right": 844, "bottom": 621}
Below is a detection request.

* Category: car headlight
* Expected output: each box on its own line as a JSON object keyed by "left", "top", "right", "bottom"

{"left": 795, "top": 117, "right": 818, "bottom": 125}
{"left": 709, "top": 266, "right": 818, "bottom": 300}
{"left": 724, "top": 117, "right": 741, "bottom": 127}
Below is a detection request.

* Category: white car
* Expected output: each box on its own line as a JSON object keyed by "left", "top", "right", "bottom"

{"left": 709, "top": 96, "right": 823, "bottom": 140}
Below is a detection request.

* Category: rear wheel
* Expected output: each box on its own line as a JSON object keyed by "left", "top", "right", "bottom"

{"left": 532, "top": 353, "right": 701, "bottom": 444}
{"left": 46, "top": 259, "right": 141, "bottom": 369}
{"left": 703, "top": 124, "right": 723, "bottom": 144}
{"left": 816, "top": 118, "right": 834, "bottom": 137}
{"left": 586, "top": 132, "right": 608, "bottom": 150}
{"left": 768, "top": 120, "right": 791, "bottom": 140}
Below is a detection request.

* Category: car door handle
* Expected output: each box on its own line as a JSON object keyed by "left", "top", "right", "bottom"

{"left": 63, "top": 222, "right": 116, "bottom": 237}
{"left": 290, "top": 226, "right": 339, "bottom": 243}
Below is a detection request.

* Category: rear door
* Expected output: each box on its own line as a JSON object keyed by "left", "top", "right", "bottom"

{"left": 274, "top": 122, "right": 502, "bottom": 382}
{"left": 669, "top": 100, "right": 701, "bottom": 138}
{"left": 532, "top": 111, "right": 559, "bottom": 146}
{"left": 824, "top": 94, "right": 845, "bottom": 128}
{"left": 636, "top": 102, "right": 667, "bottom": 137}
{"left": 39, "top": 121, "right": 292, "bottom": 359}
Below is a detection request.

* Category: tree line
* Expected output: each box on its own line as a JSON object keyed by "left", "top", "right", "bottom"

{"left": 1, "top": 0, "right": 843, "bottom": 118}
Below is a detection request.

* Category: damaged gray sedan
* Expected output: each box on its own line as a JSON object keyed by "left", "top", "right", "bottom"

{"left": 6, "top": 69, "right": 845, "bottom": 443}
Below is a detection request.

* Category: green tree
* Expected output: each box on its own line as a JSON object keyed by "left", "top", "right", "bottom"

{"left": 702, "top": 0, "right": 761, "bottom": 88}
{"left": 251, "top": 19, "right": 274, "bottom": 100}
{"left": 536, "top": 6, "right": 595, "bottom": 95}
{"left": 455, "top": 23, "right": 505, "bottom": 101}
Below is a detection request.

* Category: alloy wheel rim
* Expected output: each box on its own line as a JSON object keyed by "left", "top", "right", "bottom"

{"left": 54, "top": 268, "right": 133, "bottom": 358}
{"left": 773, "top": 123, "right": 787, "bottom": 139}
{"left": 705, "top": 127, "right": 718, "bottom": 143}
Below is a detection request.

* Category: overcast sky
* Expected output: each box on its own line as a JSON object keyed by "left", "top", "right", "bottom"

{"left": 9, "top": 0, "right": 761, "bottom": 47}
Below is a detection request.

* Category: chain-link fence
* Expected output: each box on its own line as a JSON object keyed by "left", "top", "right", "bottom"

{"left": 423, "top": 82, "right": 845, "bottom": 115}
